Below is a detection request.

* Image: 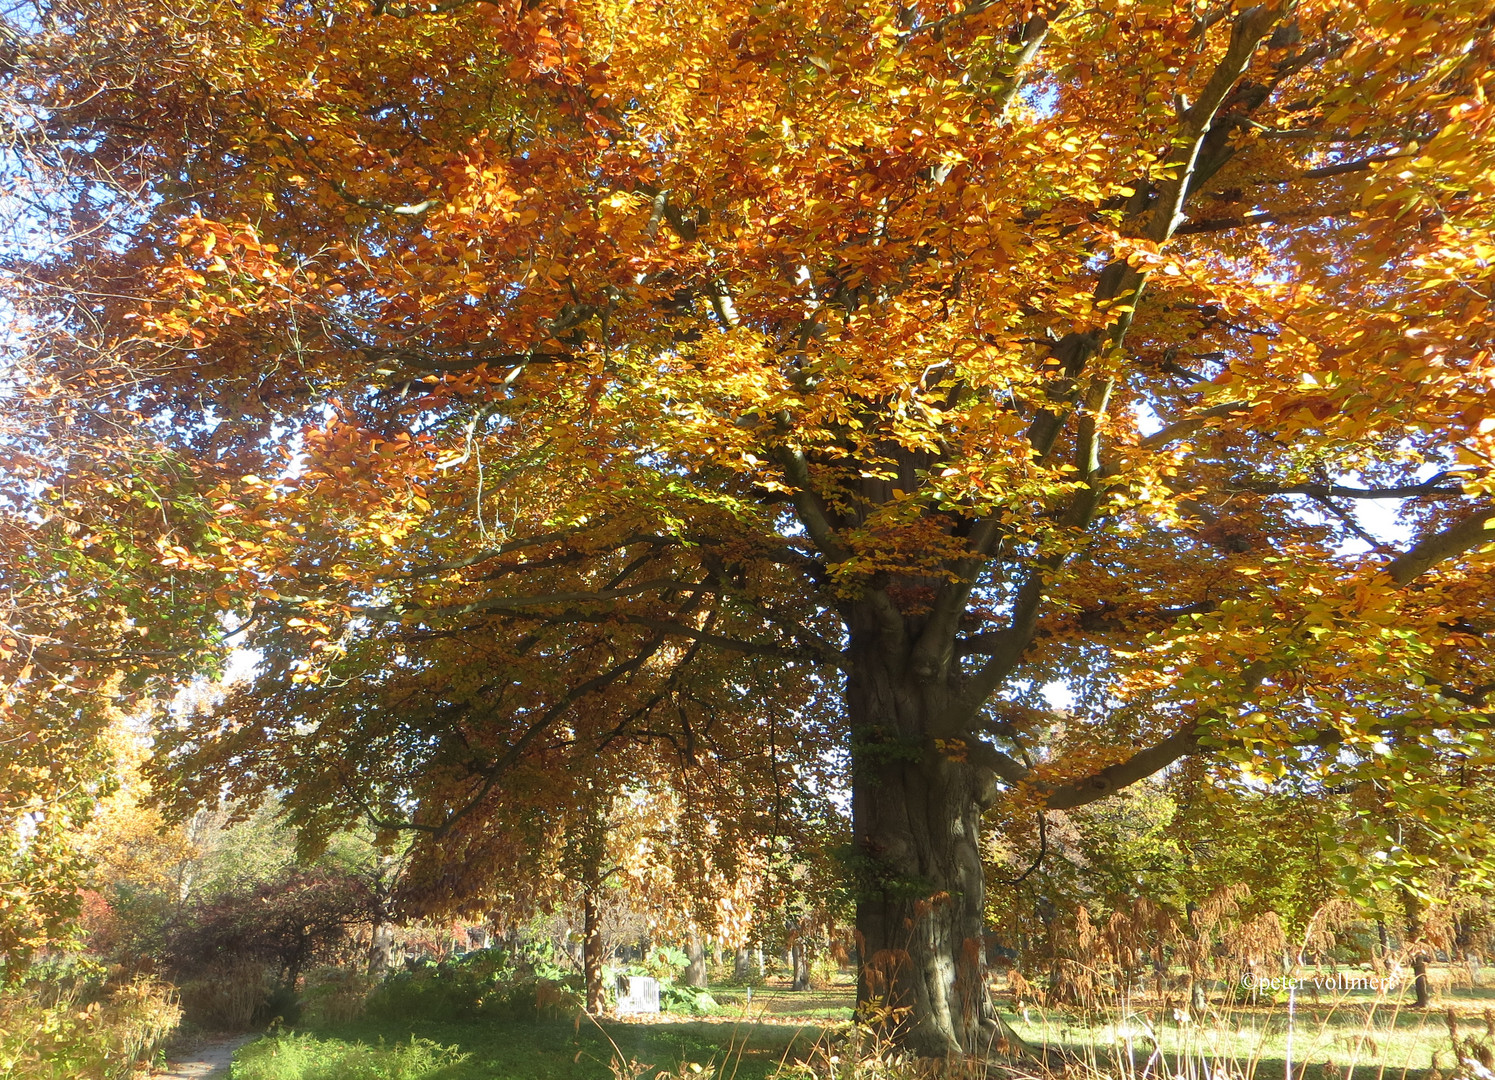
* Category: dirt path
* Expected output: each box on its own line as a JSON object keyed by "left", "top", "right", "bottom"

{"left": 155, "top": 1034, "right": 255, "bottom": 1079}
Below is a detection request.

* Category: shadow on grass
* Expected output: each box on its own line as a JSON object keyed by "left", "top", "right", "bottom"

{"left": 261, "top": 1014, "right": 829, "bottom": 1080}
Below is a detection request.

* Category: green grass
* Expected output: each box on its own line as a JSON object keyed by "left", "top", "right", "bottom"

{"left": 1005, "top": 974, "right": 1492, "bottom": 1080}
{"left": 234, "top": 1033, "right": 470, "bottom": 1080}
{"left": 1009, "top": 1006, "right": 1448, "bottom": 1080}
{"left": 232, "top": 972, "right": 1490, "bottom": 1080}
{"left": 753, "top": 989, "right": 854, "bottom": 1021}
{"left": 236, "top": 1014, "right": 830, "bottom": 1080}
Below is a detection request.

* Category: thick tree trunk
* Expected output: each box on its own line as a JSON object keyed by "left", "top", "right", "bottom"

{"left": 848, "top": 641, "right": 997, "bottom": 1057}
{"left": 684, "top": 933, "right": 708, "bottom": 988}
{"left": 733, "top": 946, "right": 754, "bottom": 982}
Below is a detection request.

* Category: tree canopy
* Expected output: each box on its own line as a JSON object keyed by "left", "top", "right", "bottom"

{"left": 3, "top": 0, "right": 1494, "bottom": 1053}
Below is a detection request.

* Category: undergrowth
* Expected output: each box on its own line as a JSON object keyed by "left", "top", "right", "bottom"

{"left": 363, "top": 942, "right": 584, "bottom": 1023}
{"left": 233, "top": 1032, "right": 469, "bottom": 1080}
{"left": 0, "top": 972, "right": 181, "bottom": 1080}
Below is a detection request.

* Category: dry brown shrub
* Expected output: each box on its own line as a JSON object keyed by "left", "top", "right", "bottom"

{"left": 1046, "top": 906, "right": 1100, "bottom": 1009}
{"left": 177, "top": 958, "right": 273, "bottom": 1030}
{"left": 1225, "top": 911, "right": 1288, "bottom": 980}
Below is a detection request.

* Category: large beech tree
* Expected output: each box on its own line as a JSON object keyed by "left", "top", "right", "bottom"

{"left": 7, "top": 0, "right": 1495, "bottom": 1054}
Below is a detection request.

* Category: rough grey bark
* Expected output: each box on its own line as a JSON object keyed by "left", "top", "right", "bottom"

{"left": 847, "top": 620, "right": 998, "bottom": 1057}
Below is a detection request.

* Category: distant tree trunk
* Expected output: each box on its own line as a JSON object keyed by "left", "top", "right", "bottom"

{"left": 285, "top": 933, "right": 308, "bottom": 991}
{"left": 733, "top": 946, "right": 753, "bottom": 981}
{"left": 684, "top": 933, "right": 708, "bottom": 988}
{"left": 1454, "top": 913, "right": 1473, "bottom": 962}
{"left": 368, "top": 855, "right": 398, "bottom": 978}
{"left": 1403, "top": 894, "right": 1432, "bottom": 1009}
{"left": 792, "top": 940, "right": 811, "bottom": 991}
{"left": 583, "top": 868, "right": 605, "bottom": 1013}
{"left": 368, "top": 922, "right": 396, "bottom": 978}
{"left": 1412, "top": 951, "right": 1431, "bottom": 1009}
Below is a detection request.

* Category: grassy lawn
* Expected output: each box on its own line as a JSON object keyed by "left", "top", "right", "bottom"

{"left": 234, "top": 1017, "right": 831, "bottom": 1080}
{"left": 1008, "top": 1004, "right": 1452, "bottom": 1080}
{"left": 231, "top": 972, "right": 1490, "bottom": 1080}
{"left": 1005, "top": 973, "right": 1491, "bottom": 1080}
{"left": 233, "top": 987, "right": 845, "bottom": 1080}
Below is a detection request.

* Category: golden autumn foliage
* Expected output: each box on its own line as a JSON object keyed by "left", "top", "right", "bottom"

{"left": 2, "top": 0, "right": 1493, "bottom": 1052}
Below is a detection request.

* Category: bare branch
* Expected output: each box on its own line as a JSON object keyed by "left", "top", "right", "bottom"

{"left": 956, "top": 628, "right": 1024, "bottom": 657}
{"left": 1385, "top": 506, "right": 1495, "bottom": 585}
{"left": 775, "top": 447, "right": 849, "bottom": 561}
{"left": 402, "top": 527, "right": 601, "bottom": 578}
{"left": 1139, "top": 400, "right": 1252, "bottom": 450}
{"left": 621, "top": 615, "right": 843, "bottom": 667}
{"left": 1300, "top": 151, "right": 1408, "bottom": 180}
{"left": 899, "top": 0, "right": 999, "bottom": 41}
{"left": 1174, "top": 204, "right": 1353, "bottom": 236}
{"left": 954, "top": 573, "right": 1047, "bottom": 720}
{"left": 990, "top": 811, "right": 1048, "bottom": 885}
{"left": 363, "top": 578, "right": 684, "bottom": 621}
{"left": 1145, "top": 4, "right": 1284, "bottom": 245}
{"left": 1428, "top": 678, "right": 1495, "bottom": 708}
{"left": 1042, "top": 726, "right": 1204, "bottom": 810}
{"left": 429, "top": 635, "right": 673, "bottom": 835}
{"left": 372, "top": 350, "right": 575, "bottom": 374}
{"left": 1240, "top": 472, "right": 1478, "bottom": 499}
{"left": 962, "top": 736, "right": 1032, "bottom": 787}
{"left": 258, "top": 113, "right": 442, "bottom": 217}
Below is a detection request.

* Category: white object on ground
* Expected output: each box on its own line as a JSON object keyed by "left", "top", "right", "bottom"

{"left": 615, "top": 974, "right": 661, "bottom": 1014}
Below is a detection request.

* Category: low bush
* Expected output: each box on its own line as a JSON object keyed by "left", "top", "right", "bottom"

{"left": 0, "top": 974, "right": 181, "bottom": 1080}
{"left": 233, "top": 1032, "right": 468, "bottom": 1080}
{"left": 808, "top": 957, "right": 843, "bottom": 991}
{"left": 660, "top": 983, "right": 718, "bottom": 1015}
{"left": 363, "top": 944, "right": 583, "bottom": 1024}
{"left": 637, "top": 945, "right": 689, "bottom": 982}
{"left": 167, "top": 866, "right": 375, "bottom": 991}
{"left": 177, "top": 958, "right": 276, "bottom": 1030}
{"left": 301, "top": 965, "right": 376, "bottom": 1027}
